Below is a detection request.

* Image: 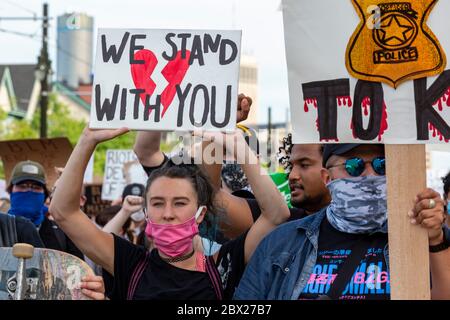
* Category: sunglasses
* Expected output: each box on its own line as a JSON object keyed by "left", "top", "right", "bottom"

{"left": 326, "top": 156, "right": 385, "bottom": 177}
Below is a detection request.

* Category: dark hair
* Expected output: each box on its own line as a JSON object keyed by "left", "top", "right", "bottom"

{"left": 221, "top": 164, "right": 249, "bottom": 192}
{"left": 277, "top": 134, "right": 325, "bottom": 173}
{"left": 277, "top": 133, "right": 293, "bottom": 173}
{"left": 144, "top": 160, "right": 225, "bottom": 243}
{"left": 442, "top": 171, "right": 450, "bottom": 199}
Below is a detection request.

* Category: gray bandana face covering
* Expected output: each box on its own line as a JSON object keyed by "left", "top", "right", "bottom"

{"left": 326, "top": 176, "right": 388, "bottom": 234}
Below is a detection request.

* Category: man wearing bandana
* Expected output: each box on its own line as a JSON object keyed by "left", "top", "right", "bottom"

{"left": 6, "top": 160, "right": 83, "bottom": 259}
{"left": 235, "top": 144, "right": 450, "bottom": 300}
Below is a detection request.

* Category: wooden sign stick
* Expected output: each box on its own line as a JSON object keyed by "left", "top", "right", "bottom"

{"left": 386, "top": 144, "right": 430, "bottom": 299}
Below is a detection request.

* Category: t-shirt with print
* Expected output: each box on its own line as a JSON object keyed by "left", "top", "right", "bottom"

{"left": 104, "top": 231, "right": 247, "bottom": 300}
{"left": 299, "top": 218, "right": 390, "bottom": 300}
{"left": 215, "top": 230, "right": 248, "bottom": 300}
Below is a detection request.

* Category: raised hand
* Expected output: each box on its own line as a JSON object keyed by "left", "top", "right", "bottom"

{"left": 81, "top": 126, "right": 129, "bottom": 145}
{"left": 237, "top": 93, "right": 253, "bottom": 123}
{"left": 409, "top": 188, "right": 446, "bottom": 244}
{"left": 122, "top": 195, "right": 144, "bottom": 216}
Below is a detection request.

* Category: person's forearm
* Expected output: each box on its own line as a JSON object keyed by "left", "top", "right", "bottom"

{"left": 240, "top": 145, "right": 289, "bottom": 225}
{"left": 51, "top": 133, "right": 96, "bottom": 221}
{"left": 133, "top": 131, "right": 165, "bottom": 167}
{"left": 102, "top": 208, "right": 130, "bottom": 235}
{"left": 430, "top": 233, "right": 450, "bottom": 300}
{"left": 199, "top": 140, "right": 222, "bottom": 189}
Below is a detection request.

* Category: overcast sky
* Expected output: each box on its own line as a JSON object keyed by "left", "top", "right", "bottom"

{"left": 0, "top": 0, "right": 289, "bottom": 124}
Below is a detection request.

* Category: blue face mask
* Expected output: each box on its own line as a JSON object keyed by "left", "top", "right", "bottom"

{"left": 447, "top": 206, "right": 450, "bottom": 215}
{"left": 326, "top": 176, "right": 387, "bottom": 234}
{"left": 9, "top": 191, "right": 46, "bottom": 227}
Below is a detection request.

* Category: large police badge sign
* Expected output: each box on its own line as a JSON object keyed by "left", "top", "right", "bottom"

{"left": 346, "top": 0, "right": 446, "bottom": 88}
{"left": 282, "top": 0, "right": 450, "bottom": 144}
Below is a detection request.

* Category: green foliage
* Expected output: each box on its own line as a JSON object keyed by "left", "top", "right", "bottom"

{"left": 1, "top": 95, "right": 173, "bottom": 179}
{"left": 93, "top": 131, "right": 137, "bottom": 176}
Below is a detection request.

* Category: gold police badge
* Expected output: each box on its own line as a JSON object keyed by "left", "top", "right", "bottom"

{"left": 346, "top": 0, "right": 446, "bottom": 88}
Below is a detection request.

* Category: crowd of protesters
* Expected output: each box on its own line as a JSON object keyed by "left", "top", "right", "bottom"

{"left": 0, "top": 94, "right": 449, "bottom": 300}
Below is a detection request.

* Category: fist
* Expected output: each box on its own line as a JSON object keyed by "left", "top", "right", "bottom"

{"left": 237, "top": 94, "right": 253, "bottom": 123}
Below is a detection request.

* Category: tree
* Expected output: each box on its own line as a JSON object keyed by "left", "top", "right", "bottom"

{"left": 1, "top": 95, "right": 174, "bottom": 179}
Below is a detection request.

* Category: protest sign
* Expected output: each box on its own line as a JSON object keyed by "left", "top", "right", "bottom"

{"left": 281, "top": 0, "right": 449, "bottom": 299}
{"left": 123, "top": 160, "right": 148, "bottom": 186}
{"left": 84, "top": 155, "right": 94, "bottom": 184}
{"left": 90, "top": 29, "right": 241, "bottom": 132}
{"left": 283, "top": 0, "right": 449, "bottom": 144}
{"left": 101, "top": 149, "right": 147, "bottom": 201}
{"left": 0, "top": 179, "right": 6, "bottom": 199}
{"left": 0, "top": 138, "right": 73, "bottom": 189}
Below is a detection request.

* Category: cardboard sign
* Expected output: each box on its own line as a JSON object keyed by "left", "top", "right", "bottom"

{"left": 90, "top": 29, "right": 241, "bottom": 132}
{"left": 123, "top": 160, "right": 148, "bottom": 186}
{"left": 101, "top": 150, "right": 147, "bottom": 201}
{"left": 83, "top": 184, "right": 111, "bottom": 217}
{"left": 0, "top": 138, "right": 73, "bottom": 189}
{"left": 282, "top": 0, "right": 450, "bottom": 144}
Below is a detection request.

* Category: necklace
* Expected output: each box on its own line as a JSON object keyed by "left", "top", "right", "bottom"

{"left": 159, "top": 250, "right": 195, "bottom": 263}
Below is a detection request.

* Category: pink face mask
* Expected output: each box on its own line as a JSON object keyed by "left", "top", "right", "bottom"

{"left": 145, "top": 206, "right": 205, "bottom": 258}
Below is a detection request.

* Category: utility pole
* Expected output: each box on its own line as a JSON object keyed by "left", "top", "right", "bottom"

{"left": 37, "top": 3, "right": 50, "bottom": 138}
{"left": 0, "top": 3, "right": 52, "bottom": 138}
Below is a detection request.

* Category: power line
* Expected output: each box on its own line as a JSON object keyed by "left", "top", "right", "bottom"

{"left": 0, "top": 27, "right": 37, "bottom": 38}
{"left": 0, "top": 26, "right": 92, "bottom": 67}
{"left": 54, "top": 44, "right": 92, "bottom": 67}
{"left": 0, "top": 0, "right": 37, "bottom": 16}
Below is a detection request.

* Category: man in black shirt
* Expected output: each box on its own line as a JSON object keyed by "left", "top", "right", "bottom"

{"left": 235, "top": 144, "right": 450, "bottom": 300}
{"left": 0, "top": 213, "right": 43, "bottom": 247}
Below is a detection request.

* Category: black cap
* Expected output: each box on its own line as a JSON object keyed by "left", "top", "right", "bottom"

{"left": 121, "top": 183, "right": 145, "bottom": 199}
{"left": 10, "top": 160, "right": 46, "bottom": 186}
{"left": 322, "top": 144, "right": 361, "bottom": 167}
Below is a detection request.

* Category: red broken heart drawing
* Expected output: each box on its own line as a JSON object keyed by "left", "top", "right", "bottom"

{"left": 130, "top": 49, "right": 191, "bottom": 118}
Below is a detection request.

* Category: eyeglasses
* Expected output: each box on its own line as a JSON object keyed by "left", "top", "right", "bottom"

{"left": 14, "top": 182, "right": 45, "bottom": 193}
{"left": 326, "top": 156, "right": 385, "bottom": 177}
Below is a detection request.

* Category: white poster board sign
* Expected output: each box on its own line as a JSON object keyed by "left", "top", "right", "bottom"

{"left": 101, "top": 150, "right": 147, "bottom": 201}
{"left": 282, "top": 0, "right": 450, "bottom": 144}
{"left": 90, "top": 28, "right": 242, "bottom": 132}
{"left": 0, "top": 179, "right": 7, "bottom": 199}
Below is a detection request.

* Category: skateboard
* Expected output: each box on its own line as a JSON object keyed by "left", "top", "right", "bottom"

{"left": 0, "top": 243, "right": 94, "bottom": 300}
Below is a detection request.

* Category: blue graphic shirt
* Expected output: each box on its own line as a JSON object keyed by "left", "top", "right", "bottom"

{"left": 299, "top": 218, "right": 390, "bottom": 300}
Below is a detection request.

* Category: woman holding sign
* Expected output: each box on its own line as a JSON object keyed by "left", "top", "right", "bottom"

{"left": 49, "top": 126, "right": 289, "bottom": 300}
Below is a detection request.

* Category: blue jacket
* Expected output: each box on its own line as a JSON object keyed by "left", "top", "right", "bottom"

{"left": 233, "top": 207, "right": 390, "bottom": 300}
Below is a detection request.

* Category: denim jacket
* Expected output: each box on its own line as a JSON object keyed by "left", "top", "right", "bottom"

{"left": 233, "top": 207, "right": 390, "bottom": 300}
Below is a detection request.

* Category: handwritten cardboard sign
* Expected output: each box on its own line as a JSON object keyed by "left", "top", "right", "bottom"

{"left": 90, "top": 29, "right": 242, "bottom": 132}
{"left": 101, "top": 149, "right": 147, "bottom": 201}
{"left": 0, "top": 138, "right": 73, "bottom": 189}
